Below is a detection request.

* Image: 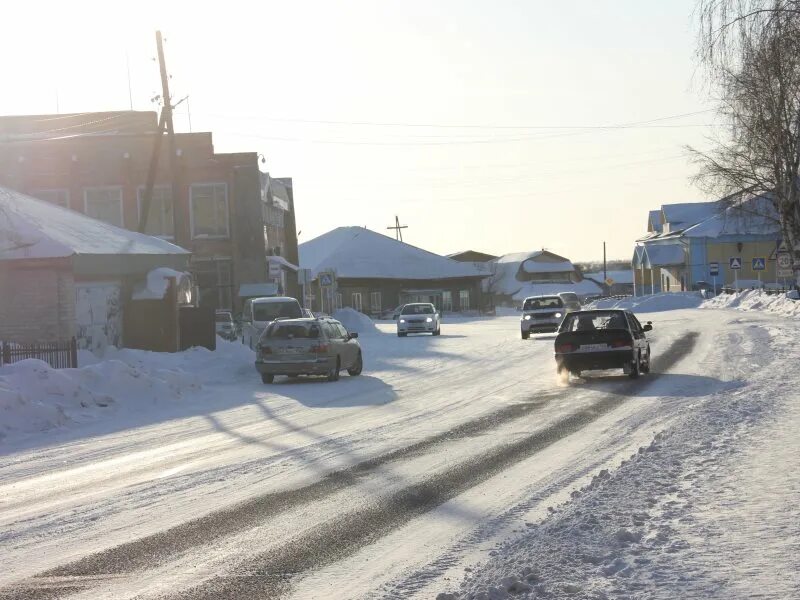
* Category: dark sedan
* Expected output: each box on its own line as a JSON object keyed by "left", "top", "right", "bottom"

{"left": 553, "top": 309, "right": 652, "bottom": 379}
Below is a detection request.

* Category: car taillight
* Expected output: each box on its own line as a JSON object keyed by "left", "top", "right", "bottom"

{"left": 610, "top": 339, "right": 630, "bottom": 348}
{"left": 310, "top": 344, "right": 329, "bottom": 353}
{"left": 556, "top": 343, "right": 576, "bottom": 353}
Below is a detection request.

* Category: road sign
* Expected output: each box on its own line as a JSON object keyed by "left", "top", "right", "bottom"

{"left": 729, "top": 257, "right": 742, "bottom": 270}
{"left": 605, "top": 277, "right": 615, "bottom": 286}
{"left": 709, "top": 262, "right": 719, "bottom": 276}
{"left": 777, "top": 253, "right": 792, "bottom": 269}
{"left": 268, "top": 261, "right": 282, "bottom": 279}
{"left": 752, "top": 257, "right": 766, "bottom": 271}
{"left": 777, "top": 240, "right": 789, "bottom": 253}
{"left": 319, "top": 272, "right": 335, "bottom": 287}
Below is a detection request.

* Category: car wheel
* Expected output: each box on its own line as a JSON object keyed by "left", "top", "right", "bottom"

{"left": 398, "top": 332, "right": 407, "bottom": 337}
{"left": 628, "top": 352, "right": 641, "bottom": 379}
{"left": 347, "top": 352, "right": 363, "bottom": 376}
{"left": 641, "top": 348, "right": 651, "bottom": 374}
{"left": 261, "top": 373, "right": 274, "bottom": 384}
{"left": 572, "top": 370, "right": 582, "bottom": 378}
{"left": 433, "top": 328, "right": 441, "bottom": 336}
{"left": 327, "top": 358, "right": 341, "bottom": 382}
{"left": 521, "top": 331, "right": 530, "bottom": 340}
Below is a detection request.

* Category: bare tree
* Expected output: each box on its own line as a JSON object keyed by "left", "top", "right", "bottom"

{"left": 691, "top": 0, "right": 800, "bottom": 258}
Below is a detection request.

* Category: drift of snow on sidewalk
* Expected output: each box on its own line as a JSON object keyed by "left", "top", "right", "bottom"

{"left": 0, "top": 340, "right": 253, "bottom": 442}
{"left": 587, "top": 292, "right": 704, "bottom": 313}
{"left": 333, "top": 307, "right": 381, "bottom": 335}
{"left": 702, "top": 289, "right": 800, "bottom": 318}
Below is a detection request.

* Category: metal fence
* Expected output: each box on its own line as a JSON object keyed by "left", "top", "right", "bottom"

{"left": 0, "top": 337, "right": 78, "bottom": 369}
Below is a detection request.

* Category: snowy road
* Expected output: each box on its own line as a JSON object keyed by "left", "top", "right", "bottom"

{"left": 0, "top": 309, "right": 786, "bottom": 599}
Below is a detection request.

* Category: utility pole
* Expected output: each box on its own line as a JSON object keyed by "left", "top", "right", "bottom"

{"left": 139, "top": 31, "right": 182, "bottom": 242}
{"left": 603, "top": 241, "right": 607, "bottom": 282}
{"left": 386, "top": 215, "right": 408, "bottom": 242}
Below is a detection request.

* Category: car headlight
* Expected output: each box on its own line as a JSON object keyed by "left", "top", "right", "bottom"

{"left": 523, "top": 315, "right": 531, "bottom": 320}
{"left": 555, "top": 312, "right": 562, "bottom": 318}
{"left": 399, "top": 319, "right": 406, "bottom": 323}
{"left": 426, "top": 317, "right": 433, "bottom": 322}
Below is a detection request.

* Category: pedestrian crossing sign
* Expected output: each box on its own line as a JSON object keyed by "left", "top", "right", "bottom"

{"left": 729, "top": 257, "right": 742, "bottom": 270}
{"left": 752, "top": 257, "right": 766, "bottom": 271}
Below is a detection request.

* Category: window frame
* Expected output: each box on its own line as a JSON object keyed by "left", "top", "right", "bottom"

{"left": 351, "top": 292, "right": 363, "bottom": 312}
{"left": 190, "top": 182, "right": 230, "bottom": 239}
{"left": 442, "top": 290, "right": 453, "bottom": 312}
{"left": 370, "top": 291, "right": 382, "bottom": 312}
{"left": 459, "top": 289, "right": 470, "bottom": 311}
{"left": 136, "top": 185, "right": 175, "bottom": 239}
{"left": 83, "top": 185, "right": 124, "bottom": 228}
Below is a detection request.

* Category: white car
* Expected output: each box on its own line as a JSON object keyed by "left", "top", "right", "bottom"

{"left": 520, "top": 295, "right": 566, "bottom": 339}
{"left": 397, "top": 303, "right": 441, "bottom": 337}
{"left": 241, "top": 296, "right": 304, "bottom": 349}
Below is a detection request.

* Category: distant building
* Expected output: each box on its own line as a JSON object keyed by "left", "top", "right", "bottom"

{"left": 0, "top": 110, "right": 272, "bottom": 313}
{"left": 489, "top": 250, "right": 602, "bottom": 305}
{"left": 299, "top": 227, "right": 489, "bottom": 314}
{"left": 582, "top": 270, "right": 635, "bottom": 296}
{"left": 448, "top": 250, "right": 499, "bottom": 263}
{"left": 633, "top": 194, "right": 781, "bottom": 294}
{"left": 261, "top": 173, "right": 300, "bottom": 299}
{"left": 0, "top": 187, "right": 190, "bottom": 352}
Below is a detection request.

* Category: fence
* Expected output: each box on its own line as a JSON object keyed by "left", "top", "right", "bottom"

{"left": 0, "top": 337, "right": 78, "bottom": 369}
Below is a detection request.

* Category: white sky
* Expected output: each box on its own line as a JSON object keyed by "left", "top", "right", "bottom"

{"left": 1, "top": 0, "right": 716, "bottom": 261}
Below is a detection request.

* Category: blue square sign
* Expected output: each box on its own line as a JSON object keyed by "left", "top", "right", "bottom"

{"left": 709, "top": 262, "right": 719, "bottom": 276}
{"left": 752, "top": 257, "right": 766, "bottom": 271}
{"left": 729, "top": 257, "right": 742, "bottom": 270}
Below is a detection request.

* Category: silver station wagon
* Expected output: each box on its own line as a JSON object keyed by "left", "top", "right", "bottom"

{"left": 254, "top": 317, "right": 363, "bottom": 383}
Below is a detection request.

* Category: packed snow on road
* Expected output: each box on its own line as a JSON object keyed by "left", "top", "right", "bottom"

{"left": 1, "top": 293, "right": 798, "bottom": 599}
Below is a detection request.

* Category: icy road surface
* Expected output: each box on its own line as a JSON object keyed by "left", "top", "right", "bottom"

{"left": 0, "top": 310, "right": 794, "bottom": 599}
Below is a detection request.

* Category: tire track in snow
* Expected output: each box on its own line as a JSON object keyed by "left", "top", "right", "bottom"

{"left": 0, "top": 332, "right": 697, "bottom": 600}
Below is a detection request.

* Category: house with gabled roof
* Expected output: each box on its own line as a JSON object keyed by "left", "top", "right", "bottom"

{"left": 0, "top": 187, "right": 190, "bottom": 351}
{"left": 299, "top": 227, "right": 489, "bottom": 314}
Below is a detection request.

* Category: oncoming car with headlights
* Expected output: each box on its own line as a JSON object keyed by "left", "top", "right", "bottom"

{"left": 520, "top": 295, "right": 566, "bottom": 339}
{"left": 396, "top": 303, "right": 441, "bottom": 337}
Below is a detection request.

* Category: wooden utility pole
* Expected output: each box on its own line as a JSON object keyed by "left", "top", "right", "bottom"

{"left": 386, "top": 215, "right": 408, "bottom": 242}
{"left": 139, "top": 31, "right": 181, "bottom": 241}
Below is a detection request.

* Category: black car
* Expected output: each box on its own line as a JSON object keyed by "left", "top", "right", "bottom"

{"left": 553, "top": 309, "right": 652, "bottom": 379}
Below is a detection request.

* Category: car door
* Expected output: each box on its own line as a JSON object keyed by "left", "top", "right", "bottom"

{"left": 625, "top": 312, "right": 646, "bottom": 355}
{"left": 334, "top": 322, "right": 358, "bottom": 367}
{"left": 323, "top": 322, "right": 346, "bottom": 366}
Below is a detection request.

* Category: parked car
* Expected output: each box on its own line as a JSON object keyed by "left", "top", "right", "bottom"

{"left": 302, "top": 308, "right": 314, "bottom": 318}
{"left": 396, "top": 303, "right": 441, "bottom": 337}
{"left": 557, "top": 292, "right": 582, "bottom": 313}
{"left": 520, "top": 295, "right": 566, "bottom": 339}
{"left": 215, "top": 310, "right": 237, "bottom": 341}
{"left": 553, "top": 309, "right": 652, "bottom": 379}
{"left": 254, "top": 317, "right": 363, "bottom": 383}
{"left": 241, "top": 296, "right": 304, "bottom": 349}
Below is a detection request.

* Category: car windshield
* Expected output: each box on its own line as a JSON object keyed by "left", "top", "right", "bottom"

{"left": 253, "top": 301, "right": 302, "bottom": 321}
{"left": 523, "top": 297, "right": 563, "bottom": 310}
{"left": 560, "top": 293, "right": 579, "bottom": 303}
{"left": 561, "top": 311, "right": 628, "bottom": 332}
{"left": 264, "top": 322, "right": 320, "bottom": 339}
{"left": 401, "top": 304, "right": 435, "bottom": 315}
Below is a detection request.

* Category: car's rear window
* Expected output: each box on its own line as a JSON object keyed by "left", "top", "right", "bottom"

{"left": 401, "top": 304, "right": 435, "bottom": 315}
{"left": 560, "top": 293, "right": 579, "bottom": 302}
{"left": 264, "top": 322, "right": 320, "bottom": 339}
{"left": 253, "top": 301, "right": 302, "bottom": 321}
{"left": 523, "top": 297, "right": 563, "bottom": 310}
{"left": 560, "top": 311, "right": 628, "bottom": 332}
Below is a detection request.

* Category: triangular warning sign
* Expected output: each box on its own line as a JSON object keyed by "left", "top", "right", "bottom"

{"left": 729, "top": 257, "right": 742, "bottom": 269}
{"left": 752, "top": 257, "right": 766, "bottom": 270}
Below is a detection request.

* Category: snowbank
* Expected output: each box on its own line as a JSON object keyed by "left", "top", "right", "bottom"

{"left": 333, "top": 308, "right": 380, "bottom": 335}
{"left": 131, "top": 267, "right": 190, "bottom": 300}
{"left": 0, "top": 340, "right": 253, "bottom": 441}
{"left": 702, "top": 289, "right": 800, "bottom": 318}
{"left": 587, "top": 292, "right": 703, "bottom": 313}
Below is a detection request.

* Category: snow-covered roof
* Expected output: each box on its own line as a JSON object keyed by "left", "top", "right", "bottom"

{"left": 0, "top": 187, "right": 189, "bottom": 261}
{"left": 489, "top": 250, "right": 577, "bottom": 297}
{"left": 511, "top": 280, "right": 602, "bottom": 301}
{"left": 661, "top": 201, "right": 720, "bottom": 227}
{"left": 299, "top": 227, "right": 486, "bottom": 280}
{"left": 648, "top": 210, "right": 663, "bottom": 233}
{"left": 682, "top": 195, "right": 779, "bottom": 238}
{"left": 642, "top": 244, "right": 685, "bottom": 267}
{"left": 521, "top": 259, "right": 574, "bottom": 274}
{"left": 583, "top": 270, "right": 634, "bottom": 285}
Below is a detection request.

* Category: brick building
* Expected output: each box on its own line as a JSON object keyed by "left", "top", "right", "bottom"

{"left": 261, "top": 173, "right": 300, "bottom": 299}
{"left": 0, "top": 111, "right": 269, "bottom": 312}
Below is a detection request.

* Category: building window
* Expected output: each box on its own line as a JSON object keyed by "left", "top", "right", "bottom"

{"left": 84, "top": 187, "right": 123, "bottom": 227}
{"left": 335, "top": 292, "right": 343, "bottom": 310}
{"left": 137, "top": 186, "right": 174, "bottom": 238}
{"left": 459, "top": 289, "right": 470, "bottom": 311}
{"left": 31, "top": 189, "right": 69, "bottom": 208}
{"left": 352, "top": 292, "right": 363, "bottom": 312}
{"left": 370, "top": 291, "right": 382, "bottom": 313}
{"left": 266, "top": 204, "right": 285, "bottom": 227}
{"left": 193, "top": 259, "right": 233, "bottom": 310}
{"left": 190, "top": 183, "right": 229, "bottom": 238}
{"left": 442, "top": 290, "right": 453, "bottom": 312}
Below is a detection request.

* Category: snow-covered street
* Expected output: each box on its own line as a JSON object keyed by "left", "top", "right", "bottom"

{"left": 1, "top": 301, "right": 798, "bottom": 599}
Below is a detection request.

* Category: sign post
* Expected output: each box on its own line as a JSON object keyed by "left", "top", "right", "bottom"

{"left": 709, "top": 262, "right": 719, "bottom": 295}
{"left": 777, "top": 252, "right": 792, "bottom": 288}
{"left": 752, "top": 257, "right": 766, "bottom": 286}
{"left": 729, "top": 257, "right": 742, "bottom": 290}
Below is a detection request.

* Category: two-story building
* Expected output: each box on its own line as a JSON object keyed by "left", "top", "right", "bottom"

{"left": 0, "top": 111, "right": 269, "bottom": 312}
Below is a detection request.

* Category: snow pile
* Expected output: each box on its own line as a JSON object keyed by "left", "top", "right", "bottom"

{"left": 702, "top": 290, "right": 800, "bottom": 318}
{"left": 0, "top": 340, "right": 253, "bottom": 441}
{"left": 131, "top": 267, "right": 190, "bottom": 300}
{"left": 333, "top": 308, "right": 380, "bottom": 335}
{"left": 588, "top": 292, "right": 703, "bottom": 312}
